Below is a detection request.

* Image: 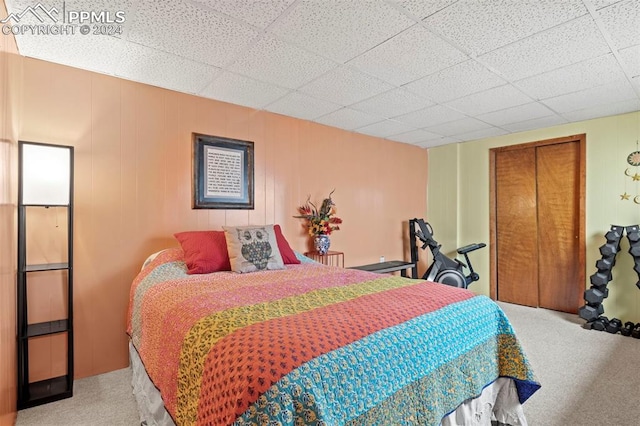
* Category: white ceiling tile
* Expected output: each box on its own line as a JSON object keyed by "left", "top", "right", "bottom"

{"left": 199, "top": 72, "right": 290, "bottom": 109}
{"left": 191, "top": 0, "right": 296, "bottom": 28}
{"left": 127, "top": 0, "right": 259, "bottom": 67}
{"left": 476, "top": 102, "right": 556, "bottom": 126}
{"left": 418, "top": 136, "right": 462, "bottom": 148}
{"left": 487, "top": 106, "right": 557, "bottom": 130}
{"left": 393, "top": 105, "right": 468, "bottom": 128}
{"left": 299, "top": 66, "right": 394, "bottom": 106}
{"left": 11, "top": 31, "right": 123, "bottom": 76}
{"left": 355, "top": 120, "right": 418, "bottom": 138}
{"left": 424, "top": 117, "right": 492, "bottom": 137}
{"left": 479, "top": 15, "right": 611, "bottom": 81}
{"left": 228, "top": 35, "right": 338, "bottom": 89}
{"left": 264, "top": 91, "right": 342, "bottom": 121}
{"left": 618, "top": 45, "right": 640, "bottom": 77}
{"left": 65, "top": 0, "right": 131, "bottom": 13}
{"left": 3, "top": 0, "right": 40, "bottom": 19}
{"left": 502, "top": 115, "right": 569, "bottom": 133}
{"left": 542, "top": 80, "right": 638, "bottom": 113}
{"left": 516, "top": 54, "right": 628, "bottom": 100}
{"left": 422, "top": 0, "right": 587, "bottom": 55}
{"left": 597, "top": 0, "right": 640, "bottom": 49}
{"left": 387, "top": 129, "right": 444, "bottom": 144}
{"left": 116, "top": 43, "right": 219, "bottom": 94}
{"left": 347, "top": 25, "right": 468, "bottom": 86}
{"left": 404, "top": 60, "right": 506, "bottom": 103}
{"left": 590, "top": 0, "right": 625, "bottom": 10}
{"left": 445, "top": 84, "right": 533, "bottom": 116}
{"left": 456, "top": 127, "right": 509, "bottom": 142}
{"left": 393, "top": 0, "right": 459, "bottom": 19}
{"left": 349, "top": 88, "right": 434, "bottom": 118}
{"left": 269, "top": 0, "right": 414, "bottom": 63}
{"left": 314, "top": 108, "right": 383, "bottom": 131}
{"left": 561, "top": 98, "right": 640, "bottom": 122}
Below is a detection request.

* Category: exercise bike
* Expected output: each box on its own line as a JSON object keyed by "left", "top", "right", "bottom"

{"left": 409, "top": 218, "right": 486, "bottom": 289}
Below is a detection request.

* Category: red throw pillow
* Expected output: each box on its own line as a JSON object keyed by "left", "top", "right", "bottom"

{"left": 274, "top": 224, "right": 301, "bottom": 264}
{"left": 174, "top": 230, "right": 231, "bottom": 274}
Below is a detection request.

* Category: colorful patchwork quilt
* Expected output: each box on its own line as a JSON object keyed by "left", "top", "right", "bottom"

{"left": 127, "top": 248, "right": 539, "bottom": 426}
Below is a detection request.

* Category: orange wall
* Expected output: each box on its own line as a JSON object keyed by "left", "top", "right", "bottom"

{"left": 0, "top": 0, "right": 18, "bottom": 422}
{"left": 6, "top": 56, "right": 428, "bottom": 379}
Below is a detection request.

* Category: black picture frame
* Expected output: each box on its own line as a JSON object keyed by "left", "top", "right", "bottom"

{"left": 192, "top": 133, "right": 254, "bottom": 209}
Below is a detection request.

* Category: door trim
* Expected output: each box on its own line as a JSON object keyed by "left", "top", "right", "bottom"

{"left": 489, "top": 134, "right": 586, "bottom": 309}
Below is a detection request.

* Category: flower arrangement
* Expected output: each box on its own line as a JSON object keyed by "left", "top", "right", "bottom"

{"left": 294, "top": 190, "right": 343, "bottom": 236}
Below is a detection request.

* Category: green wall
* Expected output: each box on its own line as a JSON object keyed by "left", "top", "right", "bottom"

{"left": 428, "top": 111, "right": 640, "bottom": 323}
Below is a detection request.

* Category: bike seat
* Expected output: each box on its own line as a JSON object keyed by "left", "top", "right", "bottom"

{"left": 457, "top": 243, "right": 486, "bottom": 255}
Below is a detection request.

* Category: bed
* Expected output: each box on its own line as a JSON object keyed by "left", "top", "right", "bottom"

{"left": 127, "top": 241, "right": 539, "bottom": 426}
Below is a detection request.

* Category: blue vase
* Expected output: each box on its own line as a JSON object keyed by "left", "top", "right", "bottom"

{"left": 314, "top": 234, "right": 331, "bottom": 255}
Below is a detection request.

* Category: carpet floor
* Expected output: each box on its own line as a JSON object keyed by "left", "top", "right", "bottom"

{"left": 15, "top": 302, "right": 640, "bottom": 425}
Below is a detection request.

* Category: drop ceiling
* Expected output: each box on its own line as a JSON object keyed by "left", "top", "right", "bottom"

{"left": 3, "top": 0, "right": 640, "bottom": 148}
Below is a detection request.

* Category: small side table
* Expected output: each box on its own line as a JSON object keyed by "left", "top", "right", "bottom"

{"left": 304, "top": 250, "right": 344, "bottom": 267}
{"left": 350, "top": 260, "right": 416, "bottom": 277}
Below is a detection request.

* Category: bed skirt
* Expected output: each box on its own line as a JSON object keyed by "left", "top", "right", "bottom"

{"left": 129, "top": 343, "right": 527, "bottom": 426}
{"left": 131, "top": 342, "right": 176, "bottom": 426}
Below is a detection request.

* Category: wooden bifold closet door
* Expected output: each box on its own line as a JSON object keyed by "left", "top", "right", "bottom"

{"left": 492, "top": 136, "right": 584, "bottom": 314}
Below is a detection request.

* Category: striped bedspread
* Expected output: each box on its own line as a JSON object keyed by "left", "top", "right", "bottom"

{"left": 127, "top": 248, "right": 539, "bottom": 426}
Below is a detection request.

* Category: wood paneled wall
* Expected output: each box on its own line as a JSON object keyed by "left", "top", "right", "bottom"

{"left": 6, "top": 55, "right": 428, "bottom": 382}
{"left": 1, "top": 0, "right": 18, "bottom": 421}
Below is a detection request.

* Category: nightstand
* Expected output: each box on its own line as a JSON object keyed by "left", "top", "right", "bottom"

{"left": 304, "top": 250, "right": 344, "bottom": 267}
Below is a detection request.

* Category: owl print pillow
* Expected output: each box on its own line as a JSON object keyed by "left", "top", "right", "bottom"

{"left": 223, "top": 225, "right": 285, "bottom": 273}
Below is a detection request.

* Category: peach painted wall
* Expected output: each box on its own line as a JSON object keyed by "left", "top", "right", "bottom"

{"left": 0, "top": 0, "right": 18, "bottom": 422}
{"left": 6, "top": 56, "right": 428, "bottom": 380}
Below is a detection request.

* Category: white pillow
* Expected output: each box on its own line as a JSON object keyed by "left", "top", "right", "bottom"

{"left": 140, "top": 250, "right": 167, "bottom": 271}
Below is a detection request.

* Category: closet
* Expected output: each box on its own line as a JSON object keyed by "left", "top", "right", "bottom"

{"left": 490, "top": 135, "right": 585, "bottom": 313}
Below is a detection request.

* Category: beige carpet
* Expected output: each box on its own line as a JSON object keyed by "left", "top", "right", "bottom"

{"left": 15, "top": 368, "right": 139, "bottom": 426}
{"left": 15, "top": 302, "right": 640, "bottom": 425}
{"left": 499, "top": 302, "right": 640, "bottom": 426}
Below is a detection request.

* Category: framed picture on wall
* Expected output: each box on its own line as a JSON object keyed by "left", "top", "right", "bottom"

{"left": 192, "top": 133, "right": 254, "bottom": 209}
